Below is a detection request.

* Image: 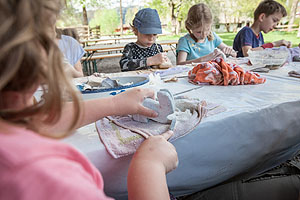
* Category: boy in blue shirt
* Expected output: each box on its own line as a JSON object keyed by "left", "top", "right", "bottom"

{"left": 233, "top": 0, "right": 292, "bottom": 57}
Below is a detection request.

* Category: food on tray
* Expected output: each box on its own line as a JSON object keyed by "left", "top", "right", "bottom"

{"left": 159, "top": 61, "right": 173, "bottom": 69}
{"left": 159, "top": 57, "right": 173, "bottom": 69}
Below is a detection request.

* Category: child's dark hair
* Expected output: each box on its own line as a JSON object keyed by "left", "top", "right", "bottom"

{"left": 56, "top": 28, "right": 80, "bottom": 42}
{"left": 185, "top": 3, "right": 214, "bottom": 41}
{"left": 254, "top": 0, "right": 287, "bottom": 21}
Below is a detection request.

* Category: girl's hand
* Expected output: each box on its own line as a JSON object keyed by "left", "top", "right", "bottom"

{"left": 132, "top": 130, "right": 178, "bottom": 173}
{"left": 221, "top": 46, "right": 237, "bottom": 57}
{"left": 128, "top": 130, "right": 178, "bottom": 199}
{"left": 112, "top": 88, "right": 158, "bottom": 117}
{"left": 147, "top": 53, "right": 165, "bottom": 66}
{"left": 199, "top": 49, "right": 224, "bottom": 62}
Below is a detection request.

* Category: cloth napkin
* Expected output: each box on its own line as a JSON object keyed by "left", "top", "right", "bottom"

{"left": 96, "top": 97, "right": 226, "bottom": 158}
{"left": 188, "top": 58, "right": 266, "bottom": 85}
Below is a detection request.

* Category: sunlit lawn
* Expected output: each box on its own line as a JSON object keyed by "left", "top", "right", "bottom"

{"left": 159, "top": 31, "right": 300, "bottom": 47}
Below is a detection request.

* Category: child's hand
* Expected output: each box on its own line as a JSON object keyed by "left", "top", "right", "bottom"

{"left": 163, "top": 55, "right": 171, "bottom": 63}
{"left": 147, "top": 53, "right": 165, "bottom": 66}
{"left": 132, "top": 130, "right": 178, "bottom": 173}
{"left": 272, "top": 40, "right": 292, "bottom": 48}
{"left": 221, "top": 47, "right": 237, "bottom": 57}
{"left": 203, "top": 49, "right": 225, "bottom": 61}
{"left": 112, "top": 88, "right": 158, "bottom": 117}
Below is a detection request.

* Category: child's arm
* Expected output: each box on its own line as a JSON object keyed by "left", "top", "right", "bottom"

{"left": 120, "top": 44, "right": 149, "bottom": 71}
{"left": 272, "top": 40, "right": 292, "bottom": 48}
{"left": 241, "top": 45, "right": 260, "bottom": 57}
{"left": 73, "top": 60, "right": 84, "bottom": 77}
{"left": 39, "top": 88, "right": 158, "bottom": 134}
{"left": 242, "top": 40, "right": 292, "bottom": 57}
{"left": 218, "top": 43, "right": 237, "bottom": 57}
{"left": 146, "top": 53, "right": 165, "bottom": 66}
{"left": 177, "top": 50, "right": 223, "bottom": 65}
{"left": 120, "top": 44, "right": 166, "bottom": 71}
{"left": 62, "top": 57, "right": 84, "bottom": 78}
{"left": 128, "top": 131, "right": 178, "bottom": 200}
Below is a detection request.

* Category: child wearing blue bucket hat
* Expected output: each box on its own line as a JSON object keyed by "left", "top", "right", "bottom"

{"left": 120, "top": 8, "right": 171, "bottom": 71}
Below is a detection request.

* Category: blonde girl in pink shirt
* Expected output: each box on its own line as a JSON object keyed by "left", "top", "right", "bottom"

{"left": 0, "top": 0, "right": 178, "bottom": 200}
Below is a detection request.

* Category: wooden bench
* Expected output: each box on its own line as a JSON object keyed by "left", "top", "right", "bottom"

{"left": 81, "top": 53, "right": 122, "bottom": 75}
{"left": 274, "top": 24, "right": 298, "bottom": 32}
{"left": 81, "top": 46, "right": 175, "bottom": 75}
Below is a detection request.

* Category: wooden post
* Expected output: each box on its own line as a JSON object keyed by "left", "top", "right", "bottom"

{"left": 120, "top": 0, "right": 123, "bottom": 35}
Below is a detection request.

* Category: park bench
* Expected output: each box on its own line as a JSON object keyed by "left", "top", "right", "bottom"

{"left": 81, "top": 53, "right": 123, "bottom": 75}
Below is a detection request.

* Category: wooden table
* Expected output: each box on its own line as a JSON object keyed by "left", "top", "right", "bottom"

{"left": 84, "top": 40, "right": 178, "bottom": 53}
{"left": 80, "top": 33, "right": 172, "bottom": 47}
{"left": 80, "top": 36, "right": 137, "bottom": 47}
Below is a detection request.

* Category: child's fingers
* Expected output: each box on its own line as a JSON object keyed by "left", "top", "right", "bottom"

{"left": 141, "top": 88, "right": 156, "bottom": 100}
{"left": 224, "top": 47, "right": 233, "bottom": 55}
{"left": 160, "top": 130, "right": 174, "bottom": 140}
{"left": 139, "top": 106, "right": 158, "bottom": 118}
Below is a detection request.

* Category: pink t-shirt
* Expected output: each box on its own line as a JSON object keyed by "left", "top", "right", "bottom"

{"left": 0, "top": 120, "right": 113, "bottom": 200}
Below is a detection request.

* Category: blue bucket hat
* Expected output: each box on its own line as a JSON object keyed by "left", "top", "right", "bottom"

{"left": 133, "top": 8, "right": 162, "bottom": 34}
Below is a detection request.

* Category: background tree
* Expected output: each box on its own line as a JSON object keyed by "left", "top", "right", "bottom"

{"left": 288, "top": 0, "right": 299, "bottom": 31}
{"left": 147, "top": 0, "right": 185, "bottom": 34}
{"left": 64, "top": 0, "right": 105, "bottom": 25}
{"left": 57, "top": 4, "right": 82, "bottom": 27}
{"left": 89, "top": 9, "right": 120, "bottom": 34}
{"left": 124, "top": 7, "right": 139, "bottom": 26}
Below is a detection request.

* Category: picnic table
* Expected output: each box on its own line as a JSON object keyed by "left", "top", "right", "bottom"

{"left": 80, "top": 36, "right": 137, "bottom": 47}
{"left": 64, "top": 61, "right": 300, "bottom": 199}
{"left": 83, "top": 40, "right": 178, "bottom": 52}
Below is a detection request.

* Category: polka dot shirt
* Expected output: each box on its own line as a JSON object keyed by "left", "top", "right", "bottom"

{"left": 120, "top": 42, "right": 163, "bottom": 71}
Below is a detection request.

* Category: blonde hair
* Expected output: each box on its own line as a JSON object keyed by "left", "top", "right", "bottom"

{"left": 185, "top": 3, "right": 214, "bottom": 41}
{"left": 0, "top": 0, "right": 81, "bottom": 138}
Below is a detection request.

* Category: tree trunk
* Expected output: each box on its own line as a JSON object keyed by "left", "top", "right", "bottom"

{"left": 288, "top": 0, "right": 299, "bottom": 32}
{"left": 120, "top": 0, "right": 123, "bottom": 35}
{"left": 170, "top": 2, "right": 177, "bottom": 34}
{"left": 82, "top": 6, "right": 88, "bottom": 25}
{"left": 169, "top": 0, "right": 183, "bottom": 35}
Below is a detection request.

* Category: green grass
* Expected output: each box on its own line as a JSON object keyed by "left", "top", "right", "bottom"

{"left": 262, "top": 31, "right": 299, "bottom": 47}
{"left": 159, "top": 31, "right": 300, "bottom": 47}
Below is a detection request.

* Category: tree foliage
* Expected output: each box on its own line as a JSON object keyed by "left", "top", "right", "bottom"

{"left": 124, "top": 7, "right": 139, "bottom": 26}
{"left": 60, "top": 0, "right": 294, "bottom": 34}
{"left": 89, "top": 9, "right": 120, "bottom": 34}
